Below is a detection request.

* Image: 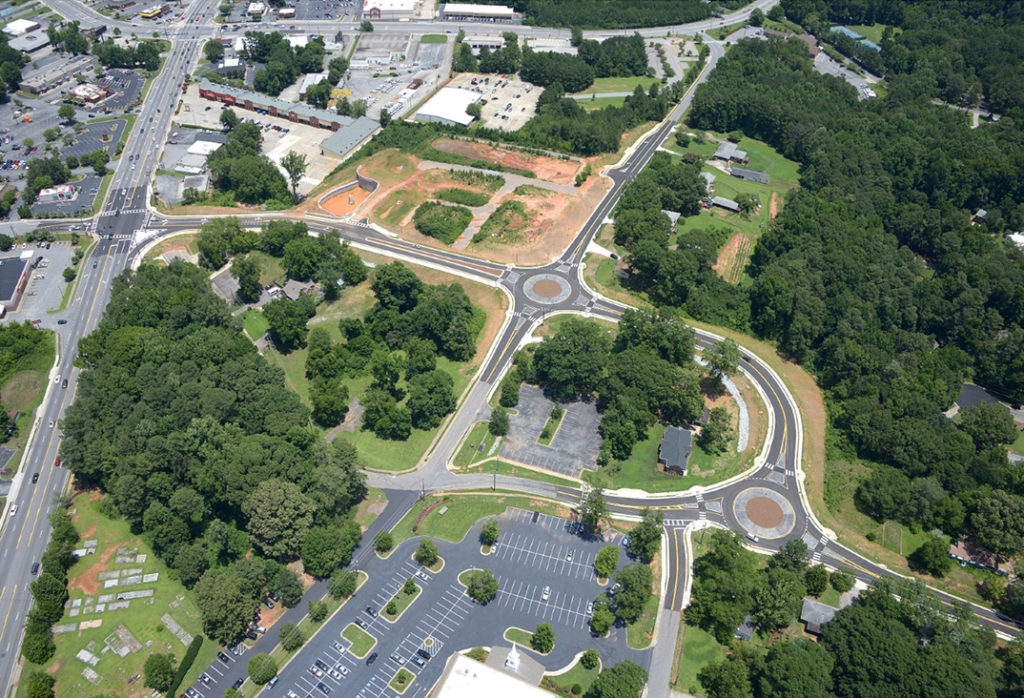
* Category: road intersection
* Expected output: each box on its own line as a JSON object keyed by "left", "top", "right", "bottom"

{"left": 1, "top": 1, "right": 1021, "bottom": 696}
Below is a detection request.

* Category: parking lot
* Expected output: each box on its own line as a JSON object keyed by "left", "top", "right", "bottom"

{"left": 500, "top": 385, "right": 601, "bottom": 477}
{"left": 447, "top": 72, "right": 540, "bottom": 132}
{"left": 186, "top": 507, "right": 648, "bottom": 698}
{"left": 31, "top": 174, "right": 103, "bottom": 218}
{"left": 2, "top": 242, "right": 75, "bottom": 319}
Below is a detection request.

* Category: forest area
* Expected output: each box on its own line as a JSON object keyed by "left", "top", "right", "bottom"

{"left": 460, "top": 0, "right": 712, "bottom": 29}
{"left": 606, "top": 1, "right": 1024, "bottom": 630}
{"left": 54, "top": 262, "right": 367, "bottom": 650}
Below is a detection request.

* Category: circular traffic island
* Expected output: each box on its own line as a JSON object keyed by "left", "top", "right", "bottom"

{"left": 523, "top": 273, "right": 572, "bottom": 305}
{"left": 732, "top": 486, "right": 796, "bottom": 540}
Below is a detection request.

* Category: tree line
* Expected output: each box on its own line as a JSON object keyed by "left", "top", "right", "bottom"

{"left": 466, "top": 0, "right": 710, "bottom": 30}
{"left": 59, "top": 262, "right": 368, "bottom": 644}
{"left": 93, "top": 38, "right": 161, "bottom": 71}
{"left": 624, "top": 36, "right": 1024, "bottom": 563}
{"left": 207, "top": 118, "right": 291, "bottom": 206}
{"left": 691, "top": 530, "right": 1022, "bottom": 698}
{"left": 242, "top": 31, "right": 326, "bottom": 97}
{"left": 780, "top": 0, "right": 1024, "bottom": 116}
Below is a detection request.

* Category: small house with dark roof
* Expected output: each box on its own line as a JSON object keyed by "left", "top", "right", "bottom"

{"left": 734, "top": 614, "right": 754, "bottom": 641}
{"left": 800, "top": 598, "right": 838, "bottom": 635}
{"left": 658, "top": 426, "right": 692, "bottom": 475}
{"left": 948, "top": 537, "right": 1012, "bottom": 576}
{"left": 730, "top": 167, "right": 770, "bottom": 184}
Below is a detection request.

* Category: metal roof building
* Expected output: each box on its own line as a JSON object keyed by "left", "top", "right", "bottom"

{"left": 711, "top": 196, "right": 741, "bottom": 212}
{"left": 414, "top": 87, "right": 480, "bottom": 127}
{"left": 320, "top": 116, "right": 379, "bottom": 158}
{"left": 731, "top": 167, "right": 770, "bottom": 184}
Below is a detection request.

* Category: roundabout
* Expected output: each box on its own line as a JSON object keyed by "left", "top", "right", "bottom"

{"left": 522, "top": 273, "right": 572, "bottom": 305}
{"left": 731, "top": 487, "right": 796, "bottom": 540}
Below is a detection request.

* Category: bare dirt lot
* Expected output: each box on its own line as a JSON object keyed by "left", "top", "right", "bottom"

{"left": 321, "top": 185, "right": 374, "bottom": 217}
{"left": 431, "top": 138, "right": 581, "bottom": 185}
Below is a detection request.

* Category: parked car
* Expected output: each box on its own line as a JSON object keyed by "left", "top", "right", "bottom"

{"left": 366, "top": 652, "right": 378, "bottom": 665}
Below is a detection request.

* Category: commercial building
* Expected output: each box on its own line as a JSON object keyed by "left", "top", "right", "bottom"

{"left": 658, "top": 426, "right": 692, "bottom": 475}
{"left": 278, "top": 6, "right": 295, "bottom": 18}
{"left": 414, "top": 87, "right": 480, "bottom": 127}
{"left": 299, "top": 72, "right": 328, "bottom": 98}
{"left": 462, "top": 35, "right": 503, "bottom": 53}
{"left": 319, "top": 116, "right": 378, "bottom": 158}
{"left": 216, "top": 57, "right": 244, "bottom": 76}
{"left": 246, "top": 2, "right": 266, "bottom": 17}
{"left": 139, "top": 4, "right": 167, "bottom": 19}
{"left": 362, "top": 0, "right": 416, "bottom": 21}
{"left": 69, "top": 83, "right": 109, "bottom": 103}
{"left": 440, "top": 3, "right": 515, "bottom": 22}
{"left": 9, "top": 32, "right": 50, "bottom": 54}
{"left": 3, "top": 19, "right": 41, "bottom": 36}
{"left": 20, "top": 55, "right": 98, "bottom": 94}
{"left": 37, "top": 184, "right": 76, "bottom": 203}
{"left": 0, "top": 255, "right": 31, "bottom": 312}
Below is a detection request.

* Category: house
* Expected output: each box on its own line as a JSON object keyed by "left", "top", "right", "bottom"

{"left": 800, "top": 598, "right": 838, "bottom": 635}
{"left": 734, "top": 614, "right": 754, "bottom": 641}
{"left": 658, "top": 426, "right": 692, "bottom": 475}
{"left": 711, "top": 196, "right": 740, "bottom": 213}
{"left": 700, "top": 171, "right": 716, "bottom": 193}
{"left": 972, "top": 208, "right": 987, "bottom": 223}
{"left": 282, "top": 279, "right": 319, "bottom": 301}
{"left": 714, "top": 141, "right": 748, "bottom": 164}
{"left": 730, "top": 167, "right": 769, "bottom": 184}
{"left": 661, "top": 209, "right": 681, "bottom": 229}
{"left": 948, "top": 537, "right": 1012, "bottom": 576}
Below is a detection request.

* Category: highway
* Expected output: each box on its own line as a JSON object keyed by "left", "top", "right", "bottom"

{"left": 3, "top": 0, "right": 1022, "bottom": 695}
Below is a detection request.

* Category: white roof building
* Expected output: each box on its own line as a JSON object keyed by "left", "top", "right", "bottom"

{"left": 4, "top": 18, "right": 40, "bottom": 36}
{"left": 186, "top": 140, "right": 223, "bottom": 156}
{"left": 434, "top": 654, "right": 549, "bottom": 698}
{"left": 442, "top": 3, "right": 515, "bottom": 21}
{"left": 286, "top": 35, "right": 309, "bottom": 49}
{"left": 1008, "top": 232, "right": 1024, "bottom": 250}
{"left": 363, "top": 0, "right": 417, "bottom": 20}
{"left": 414, "top": 87, "right": 480, "bottom": 127}
{"left": 299, "top": 72, "right": 328, "bottom": 97}
{"left": 247, "top": 2, "right": 266, "bottom": 15}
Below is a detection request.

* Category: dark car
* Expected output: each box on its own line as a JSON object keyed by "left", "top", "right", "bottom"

{"left": 355, "top": 618, "right": 368, "bottom": 629}
{"left": 263, "top": 597, "right": 275, "bottom": 608}
{"left": 31, "top": 472, "right": 38, "bottom": 483}
{"left": 364, "top": 606, "right": 377, "bottom": 617}
{"left": 366, "top": 652, "right": 378, "bottom": 666}
{"left": 232, "top": 678, "right": 244, "bottom": 690}
{"left": 268, "top": 591, "right": 280, "bottom": 602}
{"left": 412, "top": 655, "right": 425, "bottom": 667}
{"left": 317, "top": 682, "right": 331, "bottom": 695}
{"left": 57, "top": 319, "right": 67, "bottom": 325}
{"left": 30, "top": 561, "right": 39, "bottom": 575}
{"left": 245, "top": 630, "right": 258, "bottom": 640}
{"left": 416, "top": 648, "right": 431, "bottom": 661}
{"left": 61, "top": 379, "right": 68, "bottom": 389}
{"left": 217, "top": 651, "right": 231, "bottom": 663}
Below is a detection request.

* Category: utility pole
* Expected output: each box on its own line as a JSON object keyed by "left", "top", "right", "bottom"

{"left": 492, "top": 460, "right": 497, "bottom": 491}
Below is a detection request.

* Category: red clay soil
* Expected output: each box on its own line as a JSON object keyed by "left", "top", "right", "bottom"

{"left": 769, "top": 191, "right": 780, "bottom": 219}
{"left": 69, "top": 540, "right": 131, "bottom": 597}
{"left": 321, "top": 186, "right": 373, "bottom": 217}
{"left": 431, "top": 138, "right": 581, "bottom": 185}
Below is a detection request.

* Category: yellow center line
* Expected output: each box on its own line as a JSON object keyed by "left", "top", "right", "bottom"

{"left": 0, "top": 584, "right": 18, "bottom": 646}
{"left": 669, "top": 527, "right": 681, "bottom": 609}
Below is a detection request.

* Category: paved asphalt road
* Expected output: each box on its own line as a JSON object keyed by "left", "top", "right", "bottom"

{"left": 3, "top": 0, "right": 1022, "bottom": 696}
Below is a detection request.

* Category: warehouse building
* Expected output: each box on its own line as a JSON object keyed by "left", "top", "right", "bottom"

{"left": 414, "top": 87, "right": 480, "bottom": 127}
{"left": 3, "top": 18, "right": 41, "bottom": 36}
{"left": 20, "top": 55, "right": 98, "bottom": 94}
{"left": 9, "top": 31, "right": 50, "bottom": 54}
{"left": 0, "top": 254, "right": 31, "bottom": 313}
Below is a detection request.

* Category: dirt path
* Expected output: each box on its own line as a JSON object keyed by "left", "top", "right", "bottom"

{"left": 769, "top": 191, "right": 780, "bottom": 219}
{"left": 713, "top": 233, "right": 752, "bottom": 283}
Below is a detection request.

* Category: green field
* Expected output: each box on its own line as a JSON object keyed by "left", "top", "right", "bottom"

{"left": 0, "top": 329, "right": 55, "bottom": 478}
{"left": 672, "top": 625, "right": 725, "bottom": 695}
{"left": 391, "top": 493, "right": 568, "bottom": 545}
{"left": 453, "top": 421, "right": 497, "bottom": 468}
{"left": 17, "top": 493, "right": 218, "bottom": 698}
{"left": 342, "top": 623, "right": 376, "bottom": 657}
{"left": 845, "top": 23, "right": 897, "bottom": 44}
{"left": 1010, "top": 428, "right": 1024, "bottom": 456}
{"left": 382, "top": 582, "right": 421, "bottom": 622}
{"left": 573, "top": 75, "right": 660, "bottom": 95}
{"left": 504, "top": 626, "right": 534, "bottom": 647}
{"left": 457, "top": 460, "right": 580, "bottom": 489}
{"left": 246, "top": 250, "right": 285, "bottom": 287}
{"left": 419, "top": 34, "right": 448, "bottom": 43}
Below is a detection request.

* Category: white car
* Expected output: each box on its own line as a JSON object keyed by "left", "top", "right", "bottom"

{"left": 541, "top": 586, "right": 550, "bottom": 601}
{"left": 9, "top": 504, "right": 16, "bottom": 515}
{"left": 335, "top": 662, "right": 349, "bottom": 676}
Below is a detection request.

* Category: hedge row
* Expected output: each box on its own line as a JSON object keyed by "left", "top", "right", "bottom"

{"left": 435, "top": 187, "right": 490, "bottom": 207}
{"left": 164, "top": 635, "right": 204, "bottom": 697}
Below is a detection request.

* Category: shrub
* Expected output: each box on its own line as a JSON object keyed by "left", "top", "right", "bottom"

{"left": 143, "top": 653, "right": 175, "bottom": 691}
{"left": 280, "top": 622, "right": 306, "bottom": 652}
{"left": 415, "top": 538, "right": 439, "bottom": 567}
{"left": 436, "top": 187, "right": 490, "bottom": 206}
{"left": 480, "top": 518, "right": 499, "bottom": 547}
{"left": 581, "top": 648, "right": 599, "bottom": 670}
{"left": 329, "top": 569, "right": 358, "bottom": 599}
{"left": 403, "top": 577, "right": 418, "bottom": 595}
{"left": 571, "top": 683, "right": 583, "bottom": 695}
{"left": 374, "top": 531, "right": 394, "bottom": 554}
{"left": 531, "top": 622, "right": 555, "bottom": 652}
{"left": 465, "top": 569, "right": 498, "bottom": 603}
{"left": 830, "top": 569, "right": 855, "bottom": 593}
{"left": 386, "top": 599, "right": 398, "bottom": 615}
{"left": 308, "top": 599, "right": 329, "bottom": 622}
{"left": 248, "top": 653, "right": 278, "bottom": 684}
{"left": 25, "top": 672, "right": 55, "bottom": 698}
{"left": 164, "top": 635, "right": 204, "bottom": 698}
{"left": 412, "top": 201, "right": 473, "bottom": 244}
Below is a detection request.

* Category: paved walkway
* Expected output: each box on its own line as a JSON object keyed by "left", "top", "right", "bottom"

{"left": 647, "top": 609, "right": 680, "bottom": 698}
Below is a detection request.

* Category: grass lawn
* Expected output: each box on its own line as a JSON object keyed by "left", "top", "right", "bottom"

{"left": 17, "top": 492, "right": 218, "bottom": 698}
{"left": 573, "top": 76, "right": 660, "bottom": 95}
{"left": 0, "top": 330, "right": 55, "bottom": 478}
{"left": 846, "top": 23, "right": 898, "bottom": 43}
{"left": 504, "top": 626, "right": 535, "bottom": 647}
{"left": 583, "top": 423, "right": 752, "bottom": 494}
{"left": 241, "top": 308, "right": 269, "bottom": 341}
{"left": 626, "top": 590, "right": 659, "bottom": 649}
{"left": 816, "top": 585, "right": 842, "bottom": 608}
{"left": 582, "top": 95, "right": 627, "bottom": 110}
{"left": 457, "top": 460, "right": 580, "bottom": 489}
{"left": 664, "top": 135, "right": 718, "bottom": 159}
{"left": 1010, "top": 428, "right": 1024, "bottom": 456}
{"left": 142, "top": 232, "right": 200, "bottom": 264}
{"left": 382, "top": 583, "right": 421, "bottom": 622}
{"left": 389, "top": 667, "right": 416, "bottom": 693}
{"left": 543, "top": 658, "right": 600, "bottom": 696}
{"left": 537, "top": 409, "right": 563, "bottom": 445}
{"left": 376, "top": 187, "right": 423, "bottom": 228}
{"left": 453, "top": 421, "right": 496, "bottom": 468}
{"left": 342, "top": 623, "right": 376, "bottom": 658}
{"left": 391, "top": 493, "right": 570, "bottom": 545}
{"left": 672, "top": 625, "right": 724, "bottom": 696}
{"left": 354, "top": 487, "right": 387, "bottom": 529}
{"left": 419, "top": 34, "right": 447, "bottom": 43}
{"left": 246, "top": 250, "right": 285, "bottom": 287}
{"left": 583, "top": 253, "right": 655, "bottom": 310}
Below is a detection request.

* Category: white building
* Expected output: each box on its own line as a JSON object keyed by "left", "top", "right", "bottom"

{"left": 441, "top": 3, "right": 515, "bottom": 22}
{"left": 299, "top": 72, "right": 328, "bottom": 98}
{"left": 247, "top": 1, "right": 266, "bottom": 16}
{"left": 278, "top": 6, "right": 295, "bottom": 18}
{"left": 1008, "top": 232, "right": 1024, "bottom": 250}
{"left": 363, "top": 0, "right": 416, "bottom": 21}
{"left": 434, "top": 653, "right": 549, "bottom": 698}
{"left": 3, "top": 18, "right": 41, "bottom": 36}
{"left": 414, "top": 87, "right": 480, "bottom": 127}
